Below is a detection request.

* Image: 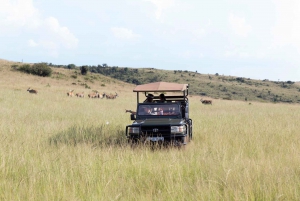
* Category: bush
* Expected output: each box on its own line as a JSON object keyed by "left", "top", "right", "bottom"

{"left": 286, "top": 81, "right": 294, "bottom": 84}
{"left": 31, "top": 63, "right": 52, "bottom": 77}
{"left": 67, "top": 64, "right": 76, "bottom": 70}
{"left": 80, "top": 66, "right": 88, "bottom": 75}
{"left": 18, "top": 64, "right": 32, "bottom": 74}
{"left": 17, "top": 63, "right": 52, "bottom": 77}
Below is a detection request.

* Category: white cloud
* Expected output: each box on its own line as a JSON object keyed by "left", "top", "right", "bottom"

{"left": 43, "top": 17, "right": 78, "bottom": 49}
{"left": 0, "top": 0, "right": 78, "bottom": 55}
{"left": 0, "top": 0, "right": 40, "bottom": 28}
{"left": 228, "top": 13, "right": 252, "bottom": 37}
{"left": 111, "top": 27, "right": 140, "bottom": 40}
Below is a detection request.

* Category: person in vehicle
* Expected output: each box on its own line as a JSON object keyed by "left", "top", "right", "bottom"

{"left": 144, "top": 93, "right": 154, "bottom": 103}
{"left": 158, "top": 93, "right": 167, "bottom": 103}
{"left": 155, "top": 94, "right": 167, "bottom": 113}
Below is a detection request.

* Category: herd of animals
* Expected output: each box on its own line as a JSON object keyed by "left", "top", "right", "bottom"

{"left": 27, "top": 87, "right": 212, "bottom": 103}
{"left": 27, "top": 87, "right": 119, "bottom": 99}
{"left": 66, "top": 90, "right": 118, "bottom": 99}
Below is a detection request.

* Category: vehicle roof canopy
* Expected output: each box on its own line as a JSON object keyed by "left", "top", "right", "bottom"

{"left": 133, "top": 82, "right": 188, "bottom": 92}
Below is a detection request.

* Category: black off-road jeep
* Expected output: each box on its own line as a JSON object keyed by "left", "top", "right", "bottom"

{"left": 126, "top": 82, "right": 193, "bottom": 145}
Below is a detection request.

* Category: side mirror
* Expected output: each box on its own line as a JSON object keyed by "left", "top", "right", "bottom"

{"left": 130, "top": 114, "right": 136, "bottom": 120}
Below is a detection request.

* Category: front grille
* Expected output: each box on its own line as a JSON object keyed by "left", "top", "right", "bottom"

{"left": 141, "top": 125, "right": 170, "bottom": 136}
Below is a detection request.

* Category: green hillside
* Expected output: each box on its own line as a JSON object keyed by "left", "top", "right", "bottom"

{"left": 86, "top": 66, "right": 300, "bottom": 104}
{"left": 2, "top": 59, "right": 300, "bottom": 104}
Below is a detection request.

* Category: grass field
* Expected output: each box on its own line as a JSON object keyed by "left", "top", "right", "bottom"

{"left": 1, "top": 63, "right": 300, "bottom": 200}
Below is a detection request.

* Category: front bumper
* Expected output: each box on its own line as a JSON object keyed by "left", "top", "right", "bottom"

{"left": 126, "top": 124, "right": 188, "bottom": 140}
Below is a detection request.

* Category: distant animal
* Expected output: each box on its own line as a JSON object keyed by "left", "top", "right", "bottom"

{"left": 88, "top": 91, "right": 99, "bottom": 98}
{"left": 67, "top": 90, "right": 74, "bottom": 97}
{"left": 27, "top": 87, "right": 38, "bottom": 94}
{"left": 200, "top": 98, "right": 212, "bottom": 105}
{"left": 106, "top": 92, "right": 118, "bottom": 99}
{"left": 76, "top": 92, "right": 84, "bottom": 98}
{"left": 98, "top": 92, "right": 106, "bottom": 99}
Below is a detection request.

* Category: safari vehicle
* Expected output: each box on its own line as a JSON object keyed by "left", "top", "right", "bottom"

{"left": 126, "top": 82, "right": 193, "bottom": 145}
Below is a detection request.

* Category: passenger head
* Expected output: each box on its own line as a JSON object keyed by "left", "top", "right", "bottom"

{"left": 146, "top": 93, "right": 154, "bottom": 102}
{"left": 159, "top": 93, "right": 166, "bottom": 101}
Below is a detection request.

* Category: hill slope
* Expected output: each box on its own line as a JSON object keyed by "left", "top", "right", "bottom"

{"left": 1, "top": 59, "right": 300, "bottom": 103}
{"left": 86, "top": 65, "right": 300, "bottom": 103}
{"left": 0, "top": 59, "right": 135, "bottom": 95}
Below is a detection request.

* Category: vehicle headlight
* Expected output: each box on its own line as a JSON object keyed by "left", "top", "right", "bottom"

{"left": 171, "top": 126, "right": 186, "bottom": 134}
{"left": 128, "top": 127, "right": 140, "bottom": 134}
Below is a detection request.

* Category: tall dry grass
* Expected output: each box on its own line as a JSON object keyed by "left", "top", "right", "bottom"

{"left": 1, "top": 66, "right": 300, "bottom": 200}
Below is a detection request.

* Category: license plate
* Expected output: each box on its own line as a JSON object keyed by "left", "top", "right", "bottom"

{"left": 146, "top": 137, "right": 164, "bottom": 142}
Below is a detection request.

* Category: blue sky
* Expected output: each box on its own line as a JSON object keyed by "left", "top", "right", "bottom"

{"left": 1, "top": 0, "right": 300, "bottom": 81}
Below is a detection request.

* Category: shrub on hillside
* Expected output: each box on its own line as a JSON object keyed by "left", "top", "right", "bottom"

{"left": 286, "top": 81, "right": 294, "bottom": 84}
{"left": 71, "top": 74, "right": 77, "bottom": 79}
{"left": 17, "top": 63, "right": 52, "bottom": 77}
{"left": 80, "top": 66, "right": 88, "bottom": 75}
{"left": 18, "top": 64, "right": 32, "bottom": 74}
{"left": 67, "top": 64, "right": 76, "bottom": 70}
{"left": 31, "top": 63, "right": 52, "bottom": 77}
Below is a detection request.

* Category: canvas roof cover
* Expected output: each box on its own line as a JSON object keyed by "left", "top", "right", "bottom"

{"left": 133, "top": 82, "right": 188, "bottom": 92}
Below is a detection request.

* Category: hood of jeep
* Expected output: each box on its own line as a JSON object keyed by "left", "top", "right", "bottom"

{"left": 134, "top": 118, "right": 183, "bottom": 125}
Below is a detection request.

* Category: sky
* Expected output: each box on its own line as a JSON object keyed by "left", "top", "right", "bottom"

{"left": 1, "top": 0, "right": 300, "bottom": 81}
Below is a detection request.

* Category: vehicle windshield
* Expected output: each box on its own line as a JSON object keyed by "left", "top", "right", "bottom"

{"left": 137, "top": 104, "right": 181, "bottom": 116}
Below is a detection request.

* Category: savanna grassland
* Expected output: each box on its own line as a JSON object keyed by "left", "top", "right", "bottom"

{"left": 1, "top": 60, "right": 300, "bottom": 200}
